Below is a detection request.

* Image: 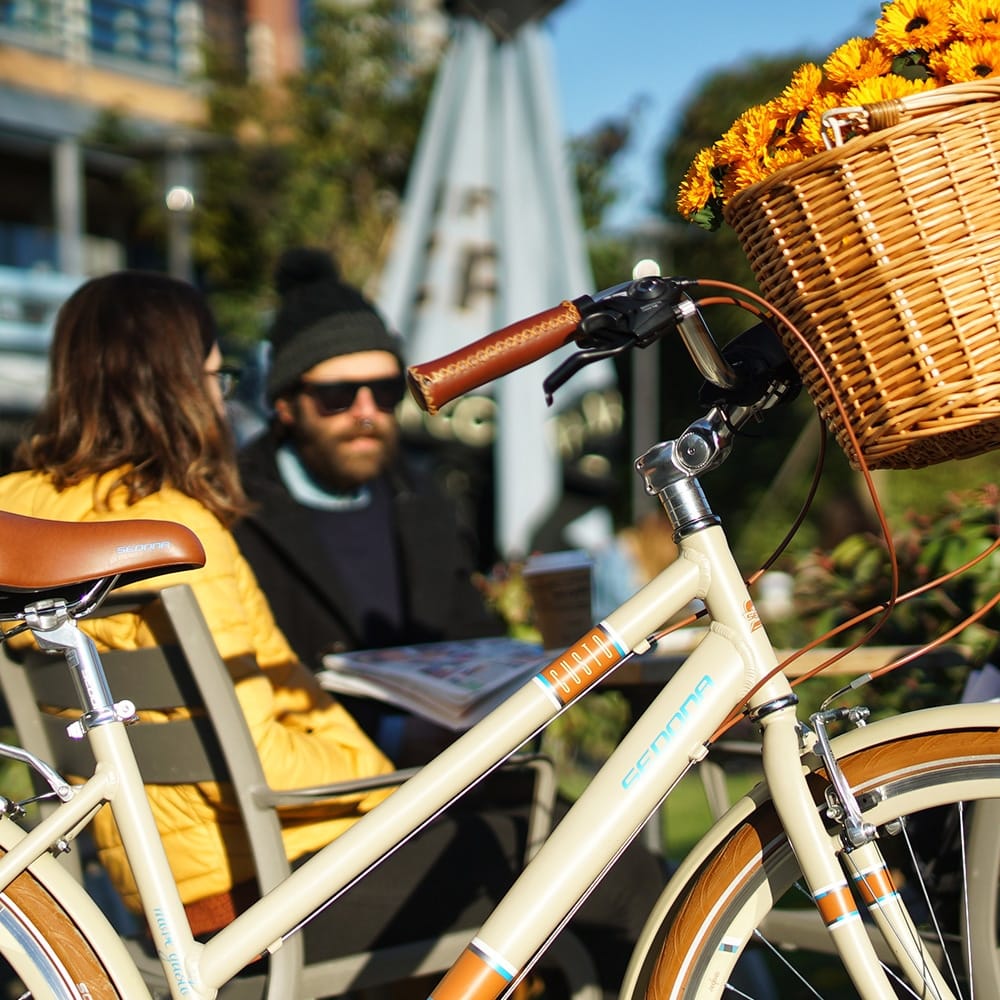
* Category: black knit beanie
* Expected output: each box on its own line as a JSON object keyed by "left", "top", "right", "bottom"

{"left": 265, "top": 247, "right": 403, "bottom": 401}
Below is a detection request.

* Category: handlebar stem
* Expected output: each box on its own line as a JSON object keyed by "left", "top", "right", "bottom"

{"left": 636, "top": 392, "right": 777, "bottom": 537}
{"left": 635, "top": 441, "right": 719, "bottom": 540}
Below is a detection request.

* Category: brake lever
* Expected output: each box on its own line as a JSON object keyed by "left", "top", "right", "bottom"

{"left": 698, "top": 322, "right": 801, "bottom": 409}
{"left": 542, "top": 335, "right": 634, "bottom": 404}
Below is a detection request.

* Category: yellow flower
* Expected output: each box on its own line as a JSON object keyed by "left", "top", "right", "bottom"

{"left": 824, "top": 37, "right": 895, "bottom": 86}
{"left": 950, "top": 0, "right": 1000, "bottom": 41}
{"left": 930, "top": 37, "right": 1000, "bottom": 78}
{"left": 767, "top": 145, "right": 810, "bottom": 175}
{"left": 874, "top": 0, "right": 955, "bottom": 53}
{"left": 677, "top": 0, "right": 997, "bottom": 229}
{"left": 714, "top": 103, "right": 781, "bottom": 166}
{"left": 722, "top": 158, "right": 769, "bottom": 202}
{"left": 842, "top": 73, "right": 937, "bottom": 105}
{"left": 774, "top": 63, "right": 825, "bottom": 115}
{"left": 676, "top": 147, "right": 717, "bottom": 219}
{"left": 711, "top": 129, "right": 742, "bottom": 170}
{"left": 795, "top": 92, "right": 846, "bottom": 152}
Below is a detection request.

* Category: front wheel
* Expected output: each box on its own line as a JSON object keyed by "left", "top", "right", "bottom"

{"left": 0, "top": 867, "right": 125, "bottom": 999}
{"left": 640, "top": 724, "right": 1000, "bottom": 999}
{"left": 0, "top": 822, "right": 149, "bottom": 1000}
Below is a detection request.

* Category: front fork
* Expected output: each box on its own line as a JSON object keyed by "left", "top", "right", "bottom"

{"left": 758, "top": 702, "right": 900, "bottom": 998}
{"left": 761, "top": 702, "right": 954, "bottom": 999}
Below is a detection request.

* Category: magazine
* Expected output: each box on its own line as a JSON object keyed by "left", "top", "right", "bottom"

{"left": 318, "top": 636, "right": 552, "bottom": 730}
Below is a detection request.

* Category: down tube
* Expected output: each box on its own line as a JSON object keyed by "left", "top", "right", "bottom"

{"left": 430, "top": 631, "right": 750, "bottom": 1000}
{"left": 200, "top": 555, "right": 706, "bottom": 986}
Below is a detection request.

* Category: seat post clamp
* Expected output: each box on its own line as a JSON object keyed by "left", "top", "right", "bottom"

{"left": 67, "top": 699, "right": 137, "bottom": 739}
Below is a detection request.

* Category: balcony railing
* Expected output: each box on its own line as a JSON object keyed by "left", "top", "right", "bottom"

{"left": 0, "top": 0, "right": 212, "bottom": 79}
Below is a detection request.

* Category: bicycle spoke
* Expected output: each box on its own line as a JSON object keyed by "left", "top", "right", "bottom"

{"left": 898, "top": 813, "right": 964, "bottom": 997}
{"left": 750, "top": 929, "right": 824, "bottom": 998}
{"left": 884, "top": 960, "right": 938, "bottom": 1000}
{"left": 840, "top": 832, "right": 959, "bottom": 1000}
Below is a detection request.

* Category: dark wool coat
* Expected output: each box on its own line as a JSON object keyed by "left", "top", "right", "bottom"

{"left": 234, "top": 431, "right": 503, "bottom": 673}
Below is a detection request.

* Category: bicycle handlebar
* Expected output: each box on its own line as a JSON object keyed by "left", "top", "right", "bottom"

{"left": 404, "top": 275, "right": 785, "bottom": 415}
{"left": 406, "top": 298, "right": 586, "bottom": 414}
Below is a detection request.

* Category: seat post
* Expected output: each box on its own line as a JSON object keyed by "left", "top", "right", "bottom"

{"left": 25, "top": 600, "right": 136, "bottom": 733}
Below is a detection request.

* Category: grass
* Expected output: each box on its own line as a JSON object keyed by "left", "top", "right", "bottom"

{"left": 0, "top": 727, "right": 33, "bottom": 803}
{"left": 659, "top": 766, "right": 762, "bottom": 864}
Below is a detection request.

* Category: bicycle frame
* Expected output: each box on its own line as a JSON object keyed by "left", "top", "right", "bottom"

{"left": 0, "top": 452, "right": 920, "bottom": 1000}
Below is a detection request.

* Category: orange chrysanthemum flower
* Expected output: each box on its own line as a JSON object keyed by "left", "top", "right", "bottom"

{"left": 824, "top": 37, "right": 895, "bottom": 86}
{"left": 773, "top": 63, "right": 825, "bottom": 116}
{"left": 676, "top": 0, "right": 999, "bottom": 229}
{"left": 950, "top": 0, "right": 1000, "bottom": 40}
{"left": 842, "top": 73, "right": 937, "bottom": 105}
{"left": 676, "top": 147, "right": 718, "bottom": 219}
{"left": 766, "top": 145, "right": 810, "bottom": 175}
{"left": 721, "top": 158, "right": 770, "bottom": 202}
{"left": 796, "top": 91, "right": 847, "bottom": 152}
{"left": 930, "top": 37, "right": 1000, "bottom": 78}
{"left": 714, "top": 104, "right": 781, "bottom": 166}
{"left": 874, "top": 0, "right": 955, "bottom": 53}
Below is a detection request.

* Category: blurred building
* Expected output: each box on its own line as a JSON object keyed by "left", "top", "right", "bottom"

{"left": 0, "top": 1, "right": 307, "bottom": 451}
{"left": 0, "top": 0, "right": 447, "bottom": 322}
{"left": 0, "top": 2, "right": 327, "bottom": 459}
{"left": 0, "top": 1, "right": 309, "bottom": 281}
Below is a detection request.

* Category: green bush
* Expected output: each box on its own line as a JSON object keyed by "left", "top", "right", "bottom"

{"left": 786, "top": 484, "right": 999, "bottom": 714}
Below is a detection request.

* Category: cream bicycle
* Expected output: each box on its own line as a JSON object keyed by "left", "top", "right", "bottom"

{"left": 0, "top": 273, "right": 998, "bottom": 1000}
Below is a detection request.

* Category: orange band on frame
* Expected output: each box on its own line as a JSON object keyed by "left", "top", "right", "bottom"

{"left": 814, "top": 884, "right": 858, "bottom": 928}
{"left": 852, "top": 864, "right": 899, "bottom": 908}
{"left": 534, "top": 627, "right": 626, "bottom": 706}
{"left": 431, "top": 946, "right": 511, "bottom": 1000}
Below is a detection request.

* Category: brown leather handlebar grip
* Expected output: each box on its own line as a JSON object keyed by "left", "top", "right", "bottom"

{"left": 406, "top": 300, "right": 583, "bottom": 414}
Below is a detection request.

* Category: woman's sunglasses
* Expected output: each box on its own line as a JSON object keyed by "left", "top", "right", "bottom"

{"left": 206, "top": 365, "right": 242, "bottom": 401}
{"left": 298, "top": 376, "right": 406, "bottom": 416}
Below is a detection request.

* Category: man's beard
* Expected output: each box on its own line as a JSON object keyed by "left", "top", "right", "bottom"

{"left": 294, "top": 421, "right": 399, "bottom": 493}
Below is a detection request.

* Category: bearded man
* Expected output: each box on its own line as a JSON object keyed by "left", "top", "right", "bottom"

{"left": 234, "top": 248, "right": 502, "bottom": 748}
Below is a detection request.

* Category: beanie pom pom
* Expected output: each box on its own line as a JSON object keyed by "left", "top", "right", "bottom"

{"left": 274, "top": 247, "right": 340, "bottom": 297}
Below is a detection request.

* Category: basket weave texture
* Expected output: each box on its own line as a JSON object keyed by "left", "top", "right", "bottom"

{"left": 725, "top": 80, "right": 1000, "bottom": 470}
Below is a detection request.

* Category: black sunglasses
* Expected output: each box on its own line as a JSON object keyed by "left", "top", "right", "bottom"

{"left": 297, "top": 375, "right": 406, "bottom": 416}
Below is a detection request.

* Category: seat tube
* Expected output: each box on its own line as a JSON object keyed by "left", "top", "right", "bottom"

{"left": 25, "top": 602, "right": 203, "bottom": 992}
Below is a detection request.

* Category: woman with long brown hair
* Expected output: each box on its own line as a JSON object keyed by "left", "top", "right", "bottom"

{"left": 0, "top": 270, "right": 397, "bottom": 919}
{"left": 18, "top": 269, "right": 246, "bottom": 519}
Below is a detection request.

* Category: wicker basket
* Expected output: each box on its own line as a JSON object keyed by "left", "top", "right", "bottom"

{"left": 725, "top": 79, "right": 1000, "bottom": 470}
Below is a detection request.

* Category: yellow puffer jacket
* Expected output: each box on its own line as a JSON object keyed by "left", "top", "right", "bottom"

{"left": 0, "top": 468, "right": 396, "bottom": 911}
